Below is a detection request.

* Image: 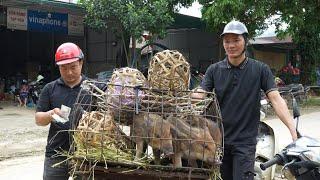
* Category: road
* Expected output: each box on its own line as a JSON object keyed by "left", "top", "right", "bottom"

{"left": 0, "top": 103, "right": 319, "bottom": 180}
{"left": 0, "top": 104, "right": 48, "bottom": 180}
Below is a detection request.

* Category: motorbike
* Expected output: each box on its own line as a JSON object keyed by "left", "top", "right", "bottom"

{"left": 254, "top": 103, "right": 277, "bottom": 180}
{"left": 259, "top": 97, "right": 320, "bottom": 180}
{"left": 254, "top": 92, "right": 303, "bottom": 180}
{"left": 28, "top": 75, "right": 45, "bottom": 105}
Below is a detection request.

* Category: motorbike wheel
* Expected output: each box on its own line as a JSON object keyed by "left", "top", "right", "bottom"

{"left": 255, "top": 122, "right": 275, "bottom": 180}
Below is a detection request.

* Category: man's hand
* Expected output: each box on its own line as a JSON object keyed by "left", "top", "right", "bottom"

{"left": 35, "top": 108, "right": 61, "bottom": 126}
{"left": 191, "top": 87, "right": 207, "bottom": 100}
{"left": 50, "top": 108, "right": 62, "bottom": 117}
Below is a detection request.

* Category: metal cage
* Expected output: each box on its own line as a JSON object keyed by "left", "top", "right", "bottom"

{"left": 68, "top": 80, "right": 224, "bottom": 179}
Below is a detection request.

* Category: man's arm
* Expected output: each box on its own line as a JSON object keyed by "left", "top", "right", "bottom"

{"left": 35, "top": 108, "right": 61, "bottom": 126}
{"left": 34, "top": 83, "right": 57, "bottom": 126}
{"left": 267, "top": 90, "right": 298, "bottom": 141}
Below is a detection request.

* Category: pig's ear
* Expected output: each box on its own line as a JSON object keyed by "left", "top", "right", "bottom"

{"left": 170, "top": 124, "right": 178, "bottom": 136}
{"left": 170, "top": 124, "right": 185, "bottom": 137}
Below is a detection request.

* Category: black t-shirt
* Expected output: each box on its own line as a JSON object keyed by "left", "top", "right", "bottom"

{"left": 36, "top": 76, "right": 88, "bottom": 157}
{"left": 201, "top": 58, "right": 277, "bottom": 145}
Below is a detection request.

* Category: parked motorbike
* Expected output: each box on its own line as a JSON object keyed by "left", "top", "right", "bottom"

{"left": 259, "top": 98, "right": 320, "bottom": 180}
{"left": 254, "top": 103, "right": 276, "bottom": 180}
{"left": 28, "top": 75, "right": 45, "bottom": 105}
{"left": 278, "top": 84, "right": 310, "bottom": 106}
{"left": 255, "top": 93, "right": 300, "bottom": 179}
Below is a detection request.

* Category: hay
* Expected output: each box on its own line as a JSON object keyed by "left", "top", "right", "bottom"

{"left": 73, "top": 111, "right": 146, "bottom": 165}
{"left": 76, "top": 111, "right": 116, "bottom": 148}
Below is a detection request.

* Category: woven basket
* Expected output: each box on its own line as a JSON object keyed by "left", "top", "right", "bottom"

{"left": 148, "top": 50, "right": 190, "bottom": 92}
{"left": 76, "top": 111, "right": 116, "bottom": 148}
{"left": 107, "top": 67, "right": 147, "bottom": 108}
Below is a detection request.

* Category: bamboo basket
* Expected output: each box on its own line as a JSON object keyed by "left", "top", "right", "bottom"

{"left": 148, "top": 50, "right": 190, "bottom": 94}
{"left": 106, "top": 67, "right": 147, "bottom": 123}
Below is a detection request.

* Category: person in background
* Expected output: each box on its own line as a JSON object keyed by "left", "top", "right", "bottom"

{"left": 17, "top": 79, "right": 29, "bottom": 107}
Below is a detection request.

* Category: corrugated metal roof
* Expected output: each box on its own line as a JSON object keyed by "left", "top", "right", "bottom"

{"left": 169, "top": 13, "right": 206, "bottom": 30}
{"left": 250, "top": 36, "right": 292, "bottom": 45}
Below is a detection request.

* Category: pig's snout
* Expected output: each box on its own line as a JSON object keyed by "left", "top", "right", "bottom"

{"left": 206, "top": 156, "right": 221, "bottom": 165}
{"left": 162, "top": 145, "right": 174, "bottom": 156}
{"left": 207, "top": 157, "right": 215, "bottom": 164}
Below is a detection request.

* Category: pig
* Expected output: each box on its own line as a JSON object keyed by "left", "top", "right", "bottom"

{"left": 168, "top": 115, "right": 218, "bottom": 168}
{"left": 132, "top": 113, "right": 174, "bottom": 165}
{"left": 185, "top": 115, "right": 222, "bottom": 148}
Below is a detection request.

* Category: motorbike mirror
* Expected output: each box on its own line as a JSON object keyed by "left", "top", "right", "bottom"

{"left": 292, "top": 97, "right": 300, "bottom": 119}
{"left": 292, "top": 97, "right": 302, "bottom": 138}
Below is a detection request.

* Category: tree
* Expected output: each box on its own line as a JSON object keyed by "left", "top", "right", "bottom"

{"left": 199, "top": 0, "right": 320, "bottom": 85}
{"left": 78, "top": 0, "right": 194, "bottom": 66}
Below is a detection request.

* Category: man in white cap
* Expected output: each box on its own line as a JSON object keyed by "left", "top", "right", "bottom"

{"left": 194, "top": 20, "right": 297, "bottom": 179}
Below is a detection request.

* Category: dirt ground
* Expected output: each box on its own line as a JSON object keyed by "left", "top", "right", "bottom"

{"left": 0, "top": 101, "right": 319, "bottom": 180}
{"left": 0, "top": 102, "right": 48, "bottom": 180}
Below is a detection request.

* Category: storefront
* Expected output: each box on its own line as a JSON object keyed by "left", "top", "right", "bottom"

{"left": 0, "top": 1, "right": 85, "bottom": 96}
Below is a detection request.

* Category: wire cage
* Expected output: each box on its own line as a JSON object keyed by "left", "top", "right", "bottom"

{"left": 68, "top": 79, "right": 224, "bottom": 179}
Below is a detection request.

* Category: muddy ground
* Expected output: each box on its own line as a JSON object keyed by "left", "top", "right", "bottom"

{"left": 0, "top": 103, "right": 48, "bottom": 161}
{"left": 0, "top": 103, "right": 47, "bottom": 180}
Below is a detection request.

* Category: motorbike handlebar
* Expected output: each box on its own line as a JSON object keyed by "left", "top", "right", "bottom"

{"left": 260, "top": 155, "right": 282, "bottom": 171}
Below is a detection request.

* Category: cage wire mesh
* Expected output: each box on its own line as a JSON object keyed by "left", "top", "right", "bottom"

{"left": 68, "top": 79, "right": 224, "bottom": 179}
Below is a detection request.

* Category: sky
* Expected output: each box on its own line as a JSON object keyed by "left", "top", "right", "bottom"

{"left": 178, "top": 1, "right": 202, "bottom": 18}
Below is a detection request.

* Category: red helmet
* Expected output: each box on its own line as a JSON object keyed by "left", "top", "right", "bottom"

{"left": 55, "top": 42, "right": 84, "bottom": 65}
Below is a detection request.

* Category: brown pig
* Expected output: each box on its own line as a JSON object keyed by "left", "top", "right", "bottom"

{"left": 168, "top": 115, "right": 218, "bottom": 168}
{"left": 185, "top": 115, "right": 222, "bottom": 148}
{"left": 132, "top": 113, "right": 174, "bottom": 164}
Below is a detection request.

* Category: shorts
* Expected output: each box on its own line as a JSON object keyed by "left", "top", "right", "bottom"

{"left": 19, "top": 92, "right": 28, "bottom": 100}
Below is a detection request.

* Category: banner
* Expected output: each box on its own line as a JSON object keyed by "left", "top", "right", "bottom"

{"left": 28, "top": 10, "right": 67, "bottom": 34}
{"left": 7, "top": 8, "right": 27, "bottom": 30}
{"left": 68, "top": 14, "right": 84, "bottom": 36}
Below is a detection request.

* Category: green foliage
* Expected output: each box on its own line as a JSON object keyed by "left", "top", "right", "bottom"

{"left": 78, "top": 0, "right": 195, "bottom": 65}
{"left": 199, "top": 0, "right": 320, "bottom": 84}
{"left": 199, "top": 0, "right": 276, "bottom": 37}
{"left": 78, "top": 0, "right": 194, "bottom": 40}
{"left": 276, "top": 1, "right": 320, "bottom": 84}
{"left": 304, "top": 97, "right": 320, "bottom": 107}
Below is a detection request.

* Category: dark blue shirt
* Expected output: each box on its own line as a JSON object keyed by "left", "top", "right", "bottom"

{"left": 36, "top": 76, "right": 88, "bottom": 157}
{"left": 201, "top": 58, "right": 276, "bottom": 145}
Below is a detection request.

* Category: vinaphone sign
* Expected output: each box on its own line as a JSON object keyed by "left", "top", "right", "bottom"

{"left": 7, "top": 7, "right": 83, "bottom": 36}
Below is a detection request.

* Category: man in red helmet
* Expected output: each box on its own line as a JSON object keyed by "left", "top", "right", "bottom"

{"left": 193, "top": 20, "right": 297, "bottom": 180}
{"left": 35, "top": 42, "right": 86, "bottom": 180}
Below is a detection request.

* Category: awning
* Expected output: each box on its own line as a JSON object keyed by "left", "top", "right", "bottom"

{"left": 0, "top": 0, "right": 85, "bottom": 15}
